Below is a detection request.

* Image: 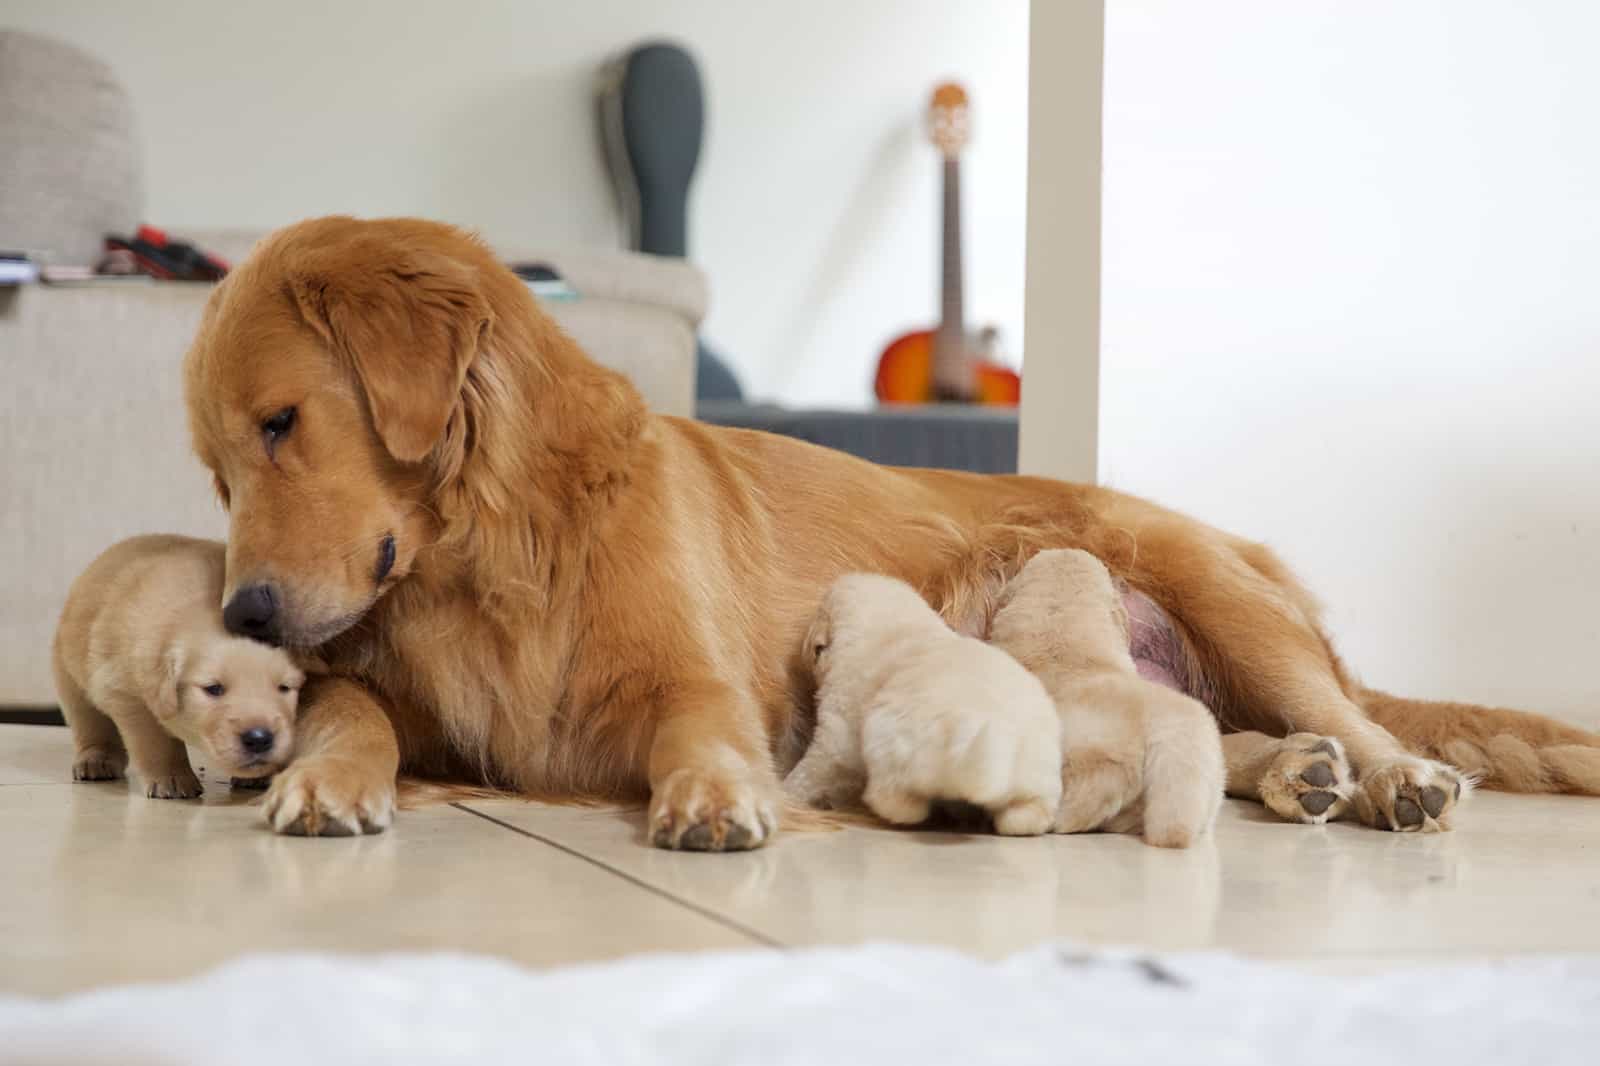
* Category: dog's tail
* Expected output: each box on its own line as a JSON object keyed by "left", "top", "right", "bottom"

{"left": 1360, "top": 688, "right": 1600, "bottom": 794}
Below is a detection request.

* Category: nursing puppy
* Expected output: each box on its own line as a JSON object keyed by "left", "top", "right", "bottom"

{"left": 53, "top": 535, "right": 305, "bottom": 797}
{"left": 785, "top": 573, "right": 1062, "bottom": 835}
{"left": 990, "top": 549, "right": 1225, "bottom": 848}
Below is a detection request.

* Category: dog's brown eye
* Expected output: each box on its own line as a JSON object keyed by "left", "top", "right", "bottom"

{"left": 278, "top": 684, "right": 292, "bottom": 694}
{"left": 202, "top": 683, "right": 225, "bottom": 697}
{"left": 261, "top": 406, "right": 296, "bottom": 456}
{"left": 813, "top": 642, "right": 828, "bottom": 658}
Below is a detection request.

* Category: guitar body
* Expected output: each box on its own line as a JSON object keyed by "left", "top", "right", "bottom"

{"left": 874, "top": 329, "right": 1021, "bottom": 406}
{"left": 872, "top": 82, "right": 1021, "bottom": 408}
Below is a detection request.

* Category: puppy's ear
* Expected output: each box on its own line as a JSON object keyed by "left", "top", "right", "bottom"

{"left": 803, "top": 608, "right": 832, "bottom": 669}
{"left": 154, "top": 644, "right": 185, "bottom": 722}
{"left": 290, "top": 251, "right": 491, "bottom": 463}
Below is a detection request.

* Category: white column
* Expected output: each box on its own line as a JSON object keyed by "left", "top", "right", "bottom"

{"left": 1018, "top": 0, "right": 1104, "bottom": 484}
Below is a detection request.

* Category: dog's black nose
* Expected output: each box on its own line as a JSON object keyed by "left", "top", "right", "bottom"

{"left": 223, "top": 584, "right": 279, "bottom": 642}
{"left": 240, "top": 727, "right": 275, "bottom": 755}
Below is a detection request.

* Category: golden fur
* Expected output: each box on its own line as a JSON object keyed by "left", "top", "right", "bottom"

{"left": 53, "top": 535, "right": 305, "bottom": 796}
{"left": 182, "top": 216, "right": 1600, "bottom": 846}
{"left": 785, "top": 573, "right": 1061, "bottom": 836}
{"left": 989, "top": 550, "right": 1224, "bottom": 847}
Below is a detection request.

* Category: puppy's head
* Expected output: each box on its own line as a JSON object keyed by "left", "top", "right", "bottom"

{"left": 990, "top": 548, "right": 1129, "bottom": 659}
{"left": 184, "top": 217, "right": 494, "bottom": 648}
{"left": 158, "top": 636, "right": 305, "bottom": 778}
{"left": 805, "top": 573, "right": 945, "bottom": 681}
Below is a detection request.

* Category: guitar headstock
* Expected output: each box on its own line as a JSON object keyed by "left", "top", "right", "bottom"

{"left": 927, "top": 82, "right": 970, "bottom": 159}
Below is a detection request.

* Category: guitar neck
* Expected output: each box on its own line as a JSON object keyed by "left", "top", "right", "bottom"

{"left": 933, "top": 157, "right": 971, "bottom": 398}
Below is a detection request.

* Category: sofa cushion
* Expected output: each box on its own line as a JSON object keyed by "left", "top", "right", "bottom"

{"left": 0, "top": 30, "right": 143, "bottom": 267}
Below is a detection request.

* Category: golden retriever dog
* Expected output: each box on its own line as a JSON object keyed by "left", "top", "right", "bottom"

{"left": 990, "top": 549, "right": 1225, "bottom": 847}
{"left": 182, "top": 216, "right": 1600, "bottom": 846}
{"left": 785, "top": 573, "right": 1061, "bottom": 836}
{"left": 53, "top": 535, "right": 306, "bottom": 798}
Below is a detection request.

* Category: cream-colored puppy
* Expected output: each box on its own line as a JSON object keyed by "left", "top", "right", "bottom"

{"left": 786, "top": 573, "right": 1062, "bottom": 835}
{"left": 989, "top": 549, "right": 1224, "bottom": 848}
{"left": 53, "top": 535, "right": 305, "bottom": 797}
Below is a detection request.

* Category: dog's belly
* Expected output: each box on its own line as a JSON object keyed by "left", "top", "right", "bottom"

{"left": 1121, "top": 588, "right": 1191, "bottom": 696}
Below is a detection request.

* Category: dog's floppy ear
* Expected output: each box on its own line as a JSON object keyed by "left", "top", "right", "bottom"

{"left": 154, "top": 644, "right": 185, "bottom": 723}
{"left": 290, "top": 250, "right": 491, "bottom": 463}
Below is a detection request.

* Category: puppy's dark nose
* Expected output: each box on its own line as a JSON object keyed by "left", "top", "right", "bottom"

{"left": 223, "top": 584, "right": 279, "bottom": 643}
{"left": 240, "top": 727, "right": 275, "bottom": 755}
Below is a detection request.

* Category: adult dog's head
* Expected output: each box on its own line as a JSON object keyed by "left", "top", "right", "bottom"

{"left": 184, "top": 216, "right": 631, "bottom": 649}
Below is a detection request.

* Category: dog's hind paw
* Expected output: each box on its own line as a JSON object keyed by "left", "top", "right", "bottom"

{"left": 1351, "top": 757, "right": 1468, "bottom": 832}
{"left": 1256, "top": 733, "right": 1354, "bottom": 825}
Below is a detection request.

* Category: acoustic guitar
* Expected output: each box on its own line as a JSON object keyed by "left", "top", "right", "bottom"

{"left": 874, "top": 83, "right": 1021, "bottom": 406}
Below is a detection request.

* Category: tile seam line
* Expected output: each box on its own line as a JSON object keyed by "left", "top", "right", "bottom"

{"left": 451, "top": 801, "right": 787, "bottom": 950}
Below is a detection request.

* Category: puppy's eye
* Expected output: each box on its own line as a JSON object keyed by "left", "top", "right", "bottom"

{"left": 202, "top": 683, "right": 225, "bottom": 698}
{"left": 813, "top": 642, "right": 828, "bottom": 658}
{"left": 261, "top": 406, "right": 297, "bottom": 456}
{"left": 278, "top": 684, "right": 293, "bottom": 694}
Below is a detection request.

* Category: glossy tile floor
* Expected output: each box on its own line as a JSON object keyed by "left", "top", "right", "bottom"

{"left": 4, "top": 722, "right": 1599, "bottom": 996}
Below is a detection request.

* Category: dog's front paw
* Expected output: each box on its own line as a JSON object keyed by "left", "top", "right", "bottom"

{"left": 72, "top": 747, "right": 127, "bottom": 782}
{"left": 145, "top": 768, "right": 203, "bottom": 799}
{"left": 264, "top": 758, "right": 394, "bottom": 836}
{"left": 650, "top": 767, "right": 779, "bottom": 851}
{"left": 1351, "top": 757, "right": 1468, "bottom": 832}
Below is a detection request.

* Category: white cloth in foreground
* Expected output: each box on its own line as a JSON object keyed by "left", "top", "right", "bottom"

{"left": 3, "top": 942, "right": 1597, "bottom": 1065}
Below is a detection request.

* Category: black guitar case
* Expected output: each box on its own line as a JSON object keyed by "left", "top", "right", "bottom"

{"left": 598, "top": 42, "right": 744, "bottom": 402}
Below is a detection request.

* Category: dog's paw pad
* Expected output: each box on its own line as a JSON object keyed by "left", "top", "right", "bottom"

{"left": 1351, "top": 759, "right": 1468, "bottom": 833}
{"left": 1257, "top": 733, "right": 1354, "bottom": 824}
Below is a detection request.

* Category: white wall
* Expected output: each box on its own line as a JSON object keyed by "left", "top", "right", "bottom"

{"left": 4, "top": 0, "right": 1028, "bottom": 408}
{"left": 1102, "top": 1, "right": 1600, "bottom": 718}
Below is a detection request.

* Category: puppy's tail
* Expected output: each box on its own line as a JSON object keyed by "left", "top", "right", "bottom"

{"left": 1360, "top": 688, "right": 1600, "bottom": 794}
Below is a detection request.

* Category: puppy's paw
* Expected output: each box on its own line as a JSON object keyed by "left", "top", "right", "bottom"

{"left": 72, "top": 747, "right": 127, "bottom": 782}
{"left": 1351, "top": 756, "right": 1468, "bottom": 833}
{"left": 650, "top": 767, "right": 779, "bottom": 851}
{"left": 145, "top": 768, "right": 203, "bottom": 799}
{"left": 1256, "top": 733, "right": 1354, "bottom": 825}
{"left": 264, "top": 759, "right": 394, "bottom": 837}
{"left": 863, "top": 783, "right": 934, "bottom": 827}
{"left": 1053, "top": 750, "right": 1141, "bottom": 833}
{"left": 993, "top": 797, "right": 1055, "bottom": 836}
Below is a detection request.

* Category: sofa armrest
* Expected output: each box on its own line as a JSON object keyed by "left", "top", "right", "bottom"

{"left": 1, "top": 283, "right": 223, "bottom": 704}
